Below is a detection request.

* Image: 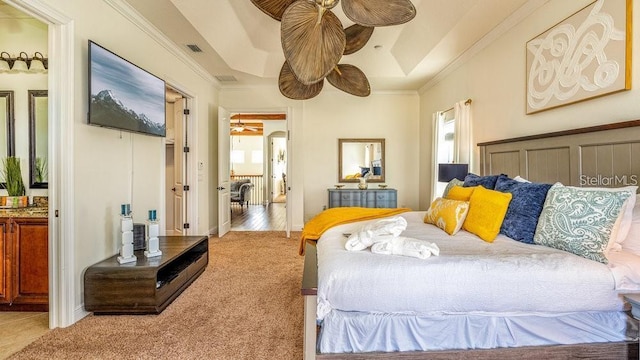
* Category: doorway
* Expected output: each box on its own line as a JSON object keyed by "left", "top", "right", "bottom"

{"left": 164, "top": 87, "right": 189, "bottom": 235}
{"left": 220, "top": 111, "right": 288, "bottom": 233}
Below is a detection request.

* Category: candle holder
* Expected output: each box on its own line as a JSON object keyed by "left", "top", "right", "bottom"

{"left": 117, "top": 204, "right": 137, "bottom": 264}
{"left": 144, "top": 209, "right": 162, "bottom": 258}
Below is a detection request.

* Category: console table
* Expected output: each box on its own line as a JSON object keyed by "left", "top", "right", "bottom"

{"left": 84, "top": 235, "right": 208, "bottom": 314}
{"left": 328, "top": 188, "right": 397, "bottom": 208}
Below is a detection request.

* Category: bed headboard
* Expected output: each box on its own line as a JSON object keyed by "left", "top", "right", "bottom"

{"left": 478, "top": 120, "right": 640, "bottom": 189}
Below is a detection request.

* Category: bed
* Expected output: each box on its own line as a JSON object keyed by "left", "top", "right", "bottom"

{"left": 302, "top": 120, "right": 640, "bottom": 359}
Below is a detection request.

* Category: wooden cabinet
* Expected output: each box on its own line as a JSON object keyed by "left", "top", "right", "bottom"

{"left": 328, "top": 189, "right": 397, "bottom": 208}
{"left": 0, "top": 217, "right": 48, "bottom": 311}
{"left": 84, "top": 235, "right": 208, "bottom": 314}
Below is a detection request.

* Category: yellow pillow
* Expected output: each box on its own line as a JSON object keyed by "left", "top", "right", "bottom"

{"left": 463, "top": 186, "right": 512, "bottom": 242}
{"left": 424, "top": 198, "right": 470, "bottom": 235}
{"left": 445, "top": 185, "right": 476, "bottom": 201}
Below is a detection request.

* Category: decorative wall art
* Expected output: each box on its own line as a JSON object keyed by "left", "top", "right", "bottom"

{"left": 526, "top": 0, "right": 632, "bottom": 114}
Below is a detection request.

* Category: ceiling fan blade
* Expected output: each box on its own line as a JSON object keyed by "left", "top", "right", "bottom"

{"left": 281, "top": 1, "right": 345, "bottom": 85}
{"left": 279, "top": 61, "right": 324, "bottom": 100}
{"left": 250, "top": 0, "right": 296, "bottom": 21}
{"left": 341, "top": 0, "right": 416, "bottom": 27}
{"left": 344, "top": 24, "right": 374, "bottom": 55}
{"left": 326, "top": 64, "right": 370, "bottom": 97}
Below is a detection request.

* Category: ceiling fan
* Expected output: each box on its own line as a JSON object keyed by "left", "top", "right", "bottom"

{"left": 231, "top": 120, "right": 260, "bottom": 132}
{"left": 251, "top": 0, "right": 416, "bottom": 100}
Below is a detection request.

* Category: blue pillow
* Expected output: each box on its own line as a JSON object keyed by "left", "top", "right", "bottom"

{"left": 463, "top": 173, "right": 502, "bottom": 189}
{"left": 494, "top": 176, "right": 552, "bottom": 244}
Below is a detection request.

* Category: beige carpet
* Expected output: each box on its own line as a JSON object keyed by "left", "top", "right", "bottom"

{"left": 11, "top": 231, "right": 304, "bottom": 360}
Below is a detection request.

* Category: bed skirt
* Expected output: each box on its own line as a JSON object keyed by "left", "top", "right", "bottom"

{"left": 318, "top": 309, "right": 639, "bottom": 354}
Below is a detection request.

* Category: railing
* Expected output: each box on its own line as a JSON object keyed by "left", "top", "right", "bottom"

{"left": 231, "top": 174, "right": 264, "bottom": 205}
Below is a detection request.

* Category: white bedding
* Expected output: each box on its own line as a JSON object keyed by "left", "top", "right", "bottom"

{"left": 317, "top": 211, "right": 636, "bottom": 322}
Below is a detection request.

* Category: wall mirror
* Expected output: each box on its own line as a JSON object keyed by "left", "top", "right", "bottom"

{"left": 29, "top": 90, "right": 48, "bottom": 189}
{"left": 0, "top": 91, "right": 15, "bottom": 163}
{"left": 338, "top": 138, "right": 385, "bottom": 183}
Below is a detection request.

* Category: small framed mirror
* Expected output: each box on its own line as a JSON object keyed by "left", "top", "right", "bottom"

{"left": 0, "top": 90, "right": 15, "bottom": 160}
{"left": 338, "top": 138, "right": 385, "bottom": 183}
{"left": 28, "top": 90, "right": 48, "bottom": 189}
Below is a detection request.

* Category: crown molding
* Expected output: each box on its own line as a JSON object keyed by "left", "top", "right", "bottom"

{"left": 104, "top": 0, "right": 219, "bottom": 87}
{"left": 419, "top": 0, "right": 550, "bottom": 94}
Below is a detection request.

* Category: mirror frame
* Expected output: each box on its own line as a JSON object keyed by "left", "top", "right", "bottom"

{"left": 28, "top": 90, "right": 48, "bottom": 189}
{"left": 0, "top": 90, "right": 15, "bottom": 158}
{"left": 338, "top": 138, "right": 385, "bottom": 183}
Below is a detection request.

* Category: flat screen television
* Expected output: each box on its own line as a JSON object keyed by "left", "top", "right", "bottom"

{"left": 88, "top": 40, "right": 166, "bottom": 137}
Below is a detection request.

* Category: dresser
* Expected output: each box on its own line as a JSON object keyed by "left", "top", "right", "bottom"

{"left": 328, "top": 189, "right": 397, "bottom": 208}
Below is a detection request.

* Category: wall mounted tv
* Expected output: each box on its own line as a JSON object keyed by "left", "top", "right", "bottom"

{"left": 88, "top": 40, "right": 166, "bottom": 137}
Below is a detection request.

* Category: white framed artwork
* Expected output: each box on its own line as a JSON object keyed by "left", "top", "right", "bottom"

{"left": 526, "top": 0, "right": 632, "bottom": 114}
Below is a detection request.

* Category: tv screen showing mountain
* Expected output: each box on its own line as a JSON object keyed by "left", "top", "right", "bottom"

{"left": 88, "top": 41, "right": 166, "bottom": 137}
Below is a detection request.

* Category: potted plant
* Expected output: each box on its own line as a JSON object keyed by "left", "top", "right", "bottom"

{"left": 2, "top": 157, "right": 27, "bottom": 207}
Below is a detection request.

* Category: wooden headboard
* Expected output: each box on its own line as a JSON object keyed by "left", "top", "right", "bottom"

{"left": 478, "top": 120, "right": 640, "bottom": 188}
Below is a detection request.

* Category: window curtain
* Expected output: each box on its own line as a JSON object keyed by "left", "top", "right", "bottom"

{"left": 453, "top": 100, "right": 473, "bottom": 168}
{"left": 431, "top": 111, "right": 443, "bottom": 201}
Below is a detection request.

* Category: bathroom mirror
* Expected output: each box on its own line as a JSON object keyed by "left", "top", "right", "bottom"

{"left": 0, "top": 91, "right": 15, "bottom": 163}
{"left": 29, "top": 90, "right": 48, "bottom": 189}
{"left": 338, "top": 138, "right": 385, "bottom": 183}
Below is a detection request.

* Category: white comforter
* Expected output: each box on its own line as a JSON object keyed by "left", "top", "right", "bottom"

{"left": 317, "top": 211, "right": 634, "bottom": 321}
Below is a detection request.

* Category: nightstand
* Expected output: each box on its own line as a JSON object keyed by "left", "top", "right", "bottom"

{"left": 625, "top": 294, "right": 640, "bottom": 320}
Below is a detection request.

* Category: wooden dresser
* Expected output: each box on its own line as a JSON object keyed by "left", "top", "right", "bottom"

{"left": 84, "top": 235, "right": 208, "bottom": 314}
{"left": 328, "top": 188, "right": 397, "bottom": 208}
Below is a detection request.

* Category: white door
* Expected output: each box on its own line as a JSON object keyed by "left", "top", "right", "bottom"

{"left": 165, "top": 95, "right": 188, "bottom": 235}
{"left": 172, "top": 97, "right": 188, "bottom": 234}
{"left": 218, "top": 107, "right": 232, "bottom": 236}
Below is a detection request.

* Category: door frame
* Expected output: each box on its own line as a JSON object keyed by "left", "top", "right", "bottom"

{"left": 6, "top": 0, "right": 75, "bottom": 327}
{"left": 164, "top": 84, "right": 196, "bottom": 236}
{"left": 218, "top": 107, "right": 291, "bottom": 236}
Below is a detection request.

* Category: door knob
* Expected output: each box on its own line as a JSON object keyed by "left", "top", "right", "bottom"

{"left": 217, "top": 186, "right": 226, "bottom": 190}
{"left": 171, "top": 187, "right": 176, "bottom": 192}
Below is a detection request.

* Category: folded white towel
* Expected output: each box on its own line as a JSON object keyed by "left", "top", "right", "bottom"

{"left": 345, "top": 216, "right": 408, "bottom": 251}
{"left": 371, "top": 237, "right": 440, "bottom": 259}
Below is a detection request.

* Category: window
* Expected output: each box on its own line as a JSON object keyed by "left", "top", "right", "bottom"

{"left": 434, "top": 110, "right": 456, "bottom": 198}
{"left": 251, "top": 150, "right": 263, "bottom": 164}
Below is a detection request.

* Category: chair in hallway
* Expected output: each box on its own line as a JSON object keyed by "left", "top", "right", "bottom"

{"left": 230, "top": 179, "right": 253, "bottom": 211}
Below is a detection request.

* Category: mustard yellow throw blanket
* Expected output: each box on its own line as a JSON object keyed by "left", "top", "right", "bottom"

{"left": 299, "top": 207, "right": 411, "bottom": 255}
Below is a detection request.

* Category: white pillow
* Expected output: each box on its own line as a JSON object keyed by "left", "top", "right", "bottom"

{"left": 513, "top": 176, "right": 530, "bottom": 183}
{"left": 591, "top": 186, "right": 637, "bottom": 252}
{"left": 621, "top": 194, "right": 640, "bottom": 255}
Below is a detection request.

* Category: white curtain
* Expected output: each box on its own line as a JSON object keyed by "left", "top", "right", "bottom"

{"left": 431, "top": 111, "right": 442, "bottom": 201}
{"left": 454, "top": 100, "right": 473, "bottom": 169}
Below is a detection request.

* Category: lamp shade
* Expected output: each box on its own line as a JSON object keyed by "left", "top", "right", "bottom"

{"left": 438, "top": 163, "right": 468, "bottom": 182}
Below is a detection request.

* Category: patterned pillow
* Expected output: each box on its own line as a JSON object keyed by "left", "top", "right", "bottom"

{"left": 442, "top": 178, "right": 464, "bottom": 198}
{"left": 494, "top": 176, "right": 552, "bottom": 244}
{"left": 463, "top": 173, "right": 503, "bottom": 189}
{"left": 424, "top": 198, "right": 470, "bottom": 235}
{"left": 463, "top": 186, "right": 512, "bottom": 242}
{"left": 445, "top": 185, "right": 476, "bottom": 201}
{"left": 533, "top": 184, "right": 632, "bottom": 264}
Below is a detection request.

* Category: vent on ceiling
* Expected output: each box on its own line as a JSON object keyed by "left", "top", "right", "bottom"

{"left": 215, "top": 75, "right": 238, "bottom": 82}
{"left": 186, "top": 44, "right": 203, "bottom": 53}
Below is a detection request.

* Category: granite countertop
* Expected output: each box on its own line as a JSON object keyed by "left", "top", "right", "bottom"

{"left": 0, "top": 206, "right": 49, "bottom": 218}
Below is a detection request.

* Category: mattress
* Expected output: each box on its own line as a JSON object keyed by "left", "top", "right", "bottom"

{"left": 316, "top": 211, "right": 639, "bottom": 353}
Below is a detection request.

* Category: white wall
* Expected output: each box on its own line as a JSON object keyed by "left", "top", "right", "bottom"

{"left": 0, "top": 17, "right": 48, "bottom": 197}
{"left": 419, "top": 0, "right": 640, "bottom": 208}
{"left": 32, "top": 0, "right": 219, "bottom": 317}
{"left": 221, "top": 87, "right": 420, "bottom": 226}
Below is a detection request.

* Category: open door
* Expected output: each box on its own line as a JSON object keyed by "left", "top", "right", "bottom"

{"left": 165, "top": 92, "right": 187, "bottom": 235}
{"left": 217, "top": 107, "right": 231, "bottom": 236}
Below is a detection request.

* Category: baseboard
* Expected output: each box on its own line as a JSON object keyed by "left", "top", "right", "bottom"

{"left": 74, "top": 304, "right": 90, "bottom": 325}
{"left": 209, "top": 226, "right": 218, "bottom": 236}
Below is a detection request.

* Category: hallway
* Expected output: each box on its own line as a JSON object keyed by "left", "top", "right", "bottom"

{"left": 230, "top": 203, "right": 286, "bottom": 231}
